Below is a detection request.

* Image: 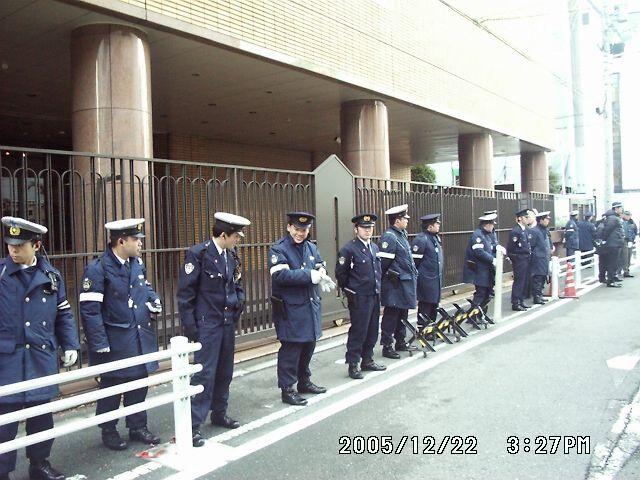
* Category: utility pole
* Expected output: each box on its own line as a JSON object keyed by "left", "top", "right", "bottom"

{"left": 601, "top": 5, "right": 615, "bottom": 210}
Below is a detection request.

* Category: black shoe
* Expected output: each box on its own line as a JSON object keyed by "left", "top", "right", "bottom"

{"left": 606, "top": 282, "right": 622, "bottom": 288}
{"left": 382, "top": 346, "right": 400, "bottom": 359}
{"left": 101, "top": 429, "right": 128, "bottom": 451}
{"left": 211, "top": 413, "right": 240, "bottom": 429}
{"left": 297, "top": 380, "right": 327, "bottom": 394}
{"left": 281, "top": 387, "right": 307, "bottom": 406}
{"left": 599, "top": 277, "right": 607, "bottom": 283}
{"left": 624, "top": 273, "right": 634, "bottom": 278}
{"left": 361, "top": 360, "right": 386, "bottom": 371}
{"left": 520, "top": 301, "right": 531, "bottom": 309}
{"left": 192, "top": 429, "right": 205, "bottom": 448}
{"left": 28, "top": 461, "right": 64, "bottom": 480}
{"left": 512, "top": 304, "right": 526, "bottom": 311}
{"left": 348, "top": 363, "right": 364, "bottom": 380}
{"left": 394, "top": 341, "right": 409, "bottom": 351}
{"left": 129, "top": 427, "right": 161, "bottom": 445}
{"left": 533, "top": 297, "right": 544, "bottom": 305}
{"left": 614, "top": 276, "right": 623, "bottom": 282}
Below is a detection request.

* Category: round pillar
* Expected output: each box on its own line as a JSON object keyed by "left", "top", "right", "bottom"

{"left": 340, "top": 100, "right": 390, "bottom": 178}
{"left": 520, "top": 151, "right": 549, "bottom": 193}
{"left": 458, "top": 133, "right": 494, "bottom": 189}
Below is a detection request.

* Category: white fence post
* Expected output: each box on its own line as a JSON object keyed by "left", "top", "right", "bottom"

{"left": 574, "top": 251, "right": 582, "bottom": 289}
{"left": 171, "top": 336, "right": 194, "bottom": 456}
{"left": 492, "top": 248, "right": 503, "bottom": 322}
{"left": 593, "top": 251, "right": 600, "bottom": 281}
{"left": 551, "top": 256, "right": 560, "bottom": 299}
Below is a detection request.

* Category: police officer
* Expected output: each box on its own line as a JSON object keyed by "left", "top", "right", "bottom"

{"left": 378, "top": 205, "right": 417, "bottom": 359}
{"left": 601, "top": 201, "right": 625, "bottom": 287}
{"left": 411, "top": 214, "right": 444, "bottom": 326}
{"left": 0, "top": 217, "right": 79, "bottom": 480}
{"left": 507, "top": 209, "right": 532, "bottom": 311}
{"left": 335, "top": 214, "right": 386, "bottom": 380}
{"left": 563, "top": 210, "right": 580, "bottom": 261}
{"left": 463, "top": 213, "right": 499, "bottom": 308}
{"left": 577, "top": 212, "right": 597, "bottom": 263}
{"left": 177, "top": 213, "right": 250, "bottom": 447}
{"left": 80, "top": 219, "right": 162, "bottom": 451}
{"left": 529, "top": 211, "right": 553, "bottom": 304}
{"left": 269, "top": 213, "right": 335, "bottom": 406}
{"left": 621, "top": 211, "right": 637, "bottom": 278}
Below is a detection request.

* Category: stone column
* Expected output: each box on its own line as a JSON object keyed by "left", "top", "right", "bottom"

{"left": 458, "top": 133, "right": 494, "bottom": 189}
{"left": 71, "top": 24, "right": 153, "bottom": 252}
{"left": 340, "top": 100, "right": 390, "bottom": 179}
{"left": 520, "top": 151, "right": 549, "bottom": 193}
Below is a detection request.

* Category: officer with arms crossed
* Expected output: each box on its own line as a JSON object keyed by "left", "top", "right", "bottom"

{"left": 269, "top": 213, "right": 335, "bottom": 406}
{"left": 0, "top": 217, "right": 80, "bottom": 480}
{"left": 463, "top": 213, "right": 502, "bottom": 309}
{"left": 563, "top": 210, "right": 580, "bottom": 261}
{"left": 411, "top": 214, "right": 444, "bottom": 326}
{"left": 507, "top": 209, "right": 532, "bottom": 311}
{"left": 335, "top": 213, "right": 386, "bottom": 380}
{"left": 178, "top": 213, "right": 250, "bottom": 447}
{"left": 80, "top": 219, "right": 162, "bottom": 451}
{"left": 529, "top": 210, "right": 553, "bottom": 304}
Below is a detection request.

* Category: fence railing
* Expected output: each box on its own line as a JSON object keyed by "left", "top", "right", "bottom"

{"left": 0, "top": 336, "right": 202, "bottom": 457}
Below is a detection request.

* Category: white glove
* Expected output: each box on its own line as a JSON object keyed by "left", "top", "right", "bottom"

{"left": 628, "top": 242, "right": 634, "bottom": 248}
{"left": 318, "top": 267, "right": 327, "bottom": 276}
{"left": 492, "top": 258, "right": 497, "bottom": 267}
{"left": 310, "top": 269, "right": 322, "bottom": 284}
{"left": 146, "top": 299, "right": 162, "bottom": 313}
{"left": 96, "top": 347, "right": 110, "bottom": 353}
{"left": 320, "top": 282, "right": 331, "bottom": 293}
{"left": 562, "top": 238, "right": 566, "bottom": 244}
{"left": 62, "top": 350, "right": 78, "bottom": 367}
{"left": 496, "top": 245, "right": 507, "bottom": 255}
{"left": 319, "top": 274, "right": 336, "bottom": 292}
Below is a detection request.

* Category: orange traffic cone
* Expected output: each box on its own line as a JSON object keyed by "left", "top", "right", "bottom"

{"left": 561, "top": 262, "right": 579, "bottom": 299}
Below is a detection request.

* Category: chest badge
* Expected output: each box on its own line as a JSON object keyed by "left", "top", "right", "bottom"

{"left": 184, "top": 263, "right": 195, "bottom": 275}
{"left": 513, "top": 236, "right": 518, "bottom": 242}
{"left": 309, "top": 256, "right": 315, "bottom": 261}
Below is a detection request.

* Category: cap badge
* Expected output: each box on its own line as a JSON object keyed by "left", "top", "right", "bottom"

{"left": 9, "top": 226, "right": 20, "bottom": 236}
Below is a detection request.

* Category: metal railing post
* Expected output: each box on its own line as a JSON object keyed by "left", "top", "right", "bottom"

{"left": 574, "top": 250, "right": 582, "bottom": 288}
{"left": 492, "top": 249, "right": 503, "bottom": 322}
{"left": 551, "top": 256, "right": 560, "bottom": 299}
{"left": 171, "top": 336, "right": 194, "bottom": 456}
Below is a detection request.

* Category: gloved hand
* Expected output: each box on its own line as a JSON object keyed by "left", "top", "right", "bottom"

{"left": 628, "top": 242, "right": 634, "bottom": 248}
{"left": 62, "top": 350, "right": 78, "bottom": 367}
{"left": 96, "top": 347, "right": 110, "bottom": 353}
{"left": 562, "top": 238, "right": 566, "bottom": 244}
{"left": 492, "top": 258, "right": 498, "bottom": 267}
{"left": 319, "top": 274, "right": 336, "bottom": 293}
{"left": 496, "top": 245, "right": 507, "bottom": 255}
{"left": 183, "top": 324, "right": 199, "bottom": 343}
{"left": 145, "top": 298, "right": 162, "bottom": 313}
{"left": 318, "top": 267, "right": 327, "bottom": 276}
{"left": 310, "top": 269, "right": 322, "bottom": 284}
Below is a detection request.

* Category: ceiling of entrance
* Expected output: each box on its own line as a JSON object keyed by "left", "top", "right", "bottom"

{"left": 0, "top": 0, "right": 537, "bottom": 164}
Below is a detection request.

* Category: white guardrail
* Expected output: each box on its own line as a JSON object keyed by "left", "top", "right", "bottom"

{"left": 0, "top": 336, "right": 203, "bottom": 457}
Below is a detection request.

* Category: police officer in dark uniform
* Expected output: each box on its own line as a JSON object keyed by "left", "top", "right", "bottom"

{"left": 335, "top": 213, "right": 386, "bottom": 380}
{"left": 507, "top": 209, "right": 532, "bottom": 311}
{"left": 411, "top": 214, "right": 443, "bottom": 326}
{"left": 0, "top": 217, "right": 80, "bottom": 480}
{"left": 178, "top": 213, "right": 251, "bottom": 447}
{"left": 463, "top": 213, "right": 499, "bottom": 308}
{"left": 378, "top": 205, "right": 417, "bottom": 359}
{"left": 529, "top": 211, "right": 553, "bottom": 303}
{"left": 269, "top": 213, "right": 335, "bottom": 406}
{"left": 563, "top": 210, "right": 580, "bottom": 261}
{"left": 577, "top": 212, "right": 597, "bottom": 264}
{"left": 621, "top": 211, "right": 637, "bottom": 277}
{"left": 80, "top": 219, "right": 162, "bottom": 451}
{"left": 601, "top": 201, "right": 625, "bottom": 287}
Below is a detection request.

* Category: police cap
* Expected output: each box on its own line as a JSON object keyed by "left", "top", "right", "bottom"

{"left": 351, "top": 213, "right": 377, "bottom": 227}
{"left": 105, "top": 218, "right": 146, "bottom": 240}
{"left": 214, "top": 212, "right": 251, "bottom": 237}
{"left": 287, "top": 212, "right": 315, "bottom": 228}
{"left": 420, "top": 213, "right": 441, "bottom": 227}
{"left": 1, "top": 216, "right": 47, "bottom": 245}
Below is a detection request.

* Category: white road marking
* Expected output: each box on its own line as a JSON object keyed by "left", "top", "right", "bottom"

{"left": 606, "top": 353, "right": 640, "bottom": 371}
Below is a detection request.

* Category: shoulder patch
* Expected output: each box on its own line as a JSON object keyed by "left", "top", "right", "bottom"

{"left": 82, "top": 278, "right": 92, "bottom": 291}
{"left": 271, "top": 254, "right": 278, "bottom": 265}
{"left": 338, "top": 256, "right": 345, "bottom": 265}
{"left": 476, "top": 237, "right": 482, "bottom": 243}
{"left": 382, "top": 241, "right": 388, "bottom": 249}
{"left": 513, "top": 236, "right": 518, "bottom": 242}
{"left": 413, "top": 245, "right": 419, "bottom": 251}
{"left": 184, "top": 263, "right": 195, "bottom": 275}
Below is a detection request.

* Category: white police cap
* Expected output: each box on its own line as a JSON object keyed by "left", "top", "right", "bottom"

{"left": 105, "top": 218, "right": 146, "bottom": 238}
{"left": 570, "top": 209, "right": 579, "bottom": 216}
{"left": 536, "top": 210, "right": 551, "bottom": 218}
{"left": 478, "top": 213, "right": 497, "bottom": 222}
{"left": 214, "top": 212, "right": 251, "bottom": 237}
{"left": 2, "top": 216, "right": 47, "bottom": 245}
{"left": 385, "top": 204, "right": 410, "bottom": 219}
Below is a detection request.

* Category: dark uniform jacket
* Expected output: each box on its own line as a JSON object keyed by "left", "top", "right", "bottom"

{"left": 529, "top": 224, "right": 552, "bottom": 276}
{"left": 269, "top": 235, "right": 325, "bottom": 342}
{"left": 177, "top": 240, "right": 245, "bottom": 329}
{"left": 623, "top": 220, "right": 638, "bottom": 243}
{"left": 378, "top": 226, "right": 417, "bottom": 309}
{"left": 0, "top": 255, "right": 80, "bottom": 403}
{"left": 411, "top": 231, "right": 444, "bottom": 304}
{"left": 463, "top": 228, "right": 496, "bottom": 287}
{"left": 602, "top": 210, "right": 624, "bottom": 248}
{"left": 80, "top": 249, "right": 160, "bottom": 378}
{"left": 577, "top": 220, "right": 597, "bottom": 251}
{"left": 335, "top": 238, "right": 381, "bottom": 296}
{"left": 506, "top": 224, "right": 531, "bottom": 257}
{"left": 563, "top": 218, "right": 579, "bottom": 250}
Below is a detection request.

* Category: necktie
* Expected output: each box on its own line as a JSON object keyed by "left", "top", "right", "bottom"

{"left": 222, "top": 250, "right": 229, "bottom": 277}
{"left": 366, "top": 243, "right": 373, "bottom": 259}
{"left": 124, "top": 260, "right": 131, "bottom": 275}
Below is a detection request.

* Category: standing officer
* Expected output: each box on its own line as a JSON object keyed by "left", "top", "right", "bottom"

{"left": 563, "top": 210, "right": 580, "bottom": 261}
{"left": 507, "top": 209, "right": 532, "bottom": 311}
{"left": 621, "top": 211, "right": 637, "bottom": 278}
{"left": 335, "top": 214, "right": 386, "bottom": 380}
{"left": 177, "top": 213, "right": 250, "bottom": 447}
{"left": 577, "top": 212, "right": 597, "bottom": 263}
{"left": 529, "top": 211, "right": 553, "bottom": 304}
{"left": 378, "top": 205, "right": 417, "bottom": 360}
{"left": 80, "top": 219, "right": 162, "bottom": 451}
{"left": 463, "top": 213, "right": 499, "bottom": 309}
{"left": 269, "top": 213, "right": 335, "bottom": 406}
{"left": 601, "top": 201, "right": 625, "bottom": 287}
{"left": 411, "top": 214, "right": 444, "bottom": 326}
{"left": 0, "top": 217, "right": 79, "bottom": 480}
